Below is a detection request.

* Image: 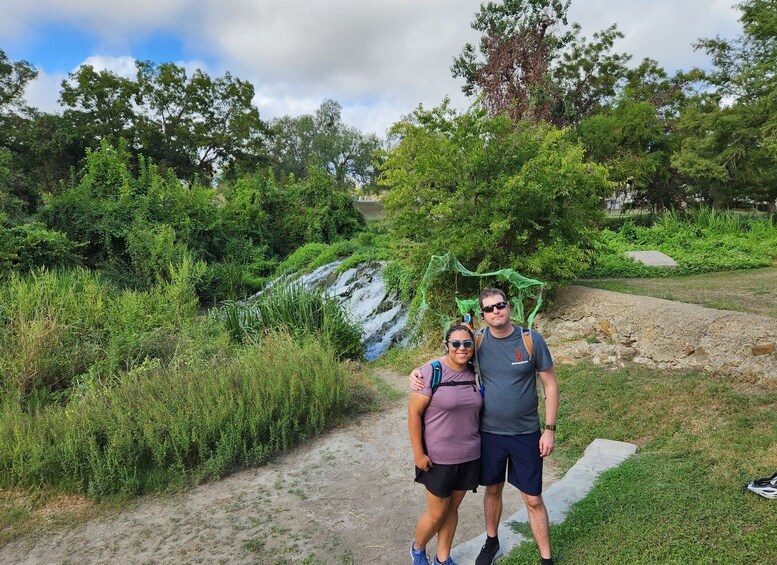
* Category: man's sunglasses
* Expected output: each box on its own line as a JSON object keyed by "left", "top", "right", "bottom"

{"left": 481, "top": 301, "right": 508, "bottom": 313}
{"left": 447, "top": 340, "right": 474, "bottom": 349}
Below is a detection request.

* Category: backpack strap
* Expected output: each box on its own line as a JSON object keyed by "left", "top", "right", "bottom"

{"left": 519, "top": 327, "right": 546, "bottom": 400}
{"left": 472, "top": 329, "right": 485, "bottom": 397}
{"left": 521, "top": 327, "right": 534, "bottom": 360}
{"left": 430, "top": 360, "right": 443, "bottom": 396}
{"left": 435, "top": 380, "right": 478, "bottom": 391}
{"left": 421, "top": 361, "right": 444, "bottom": 455}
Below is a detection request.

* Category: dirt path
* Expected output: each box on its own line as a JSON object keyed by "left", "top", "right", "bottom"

{"left": 1, "top": 368, "right": 559, "bottom": 565}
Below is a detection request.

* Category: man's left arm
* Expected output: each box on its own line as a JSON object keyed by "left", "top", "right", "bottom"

{"left": 537, "top": 368, "right": 559, "bottom": 457}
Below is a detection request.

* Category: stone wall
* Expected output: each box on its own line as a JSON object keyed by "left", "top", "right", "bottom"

{"left": 535, "top": 285, "right": 776, "bottom": 383}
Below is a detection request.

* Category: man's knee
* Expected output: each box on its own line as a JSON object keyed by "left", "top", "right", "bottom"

{"left": 522, "top": 493, "right": 545, "bottom": 511}
{"left": 484, "top": 483, "right": 505, "bottom": 499}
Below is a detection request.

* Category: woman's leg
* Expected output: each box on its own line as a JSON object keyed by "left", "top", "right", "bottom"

{"left": 413, "top": 490, "right": 451, "bottom": 551}
{"left": 435, "top": 490, "right": 467, "bottom": 561}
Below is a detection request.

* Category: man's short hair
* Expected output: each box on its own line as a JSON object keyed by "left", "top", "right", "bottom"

{"left": 479, "top": 287, "right": 507, "bottom": 309}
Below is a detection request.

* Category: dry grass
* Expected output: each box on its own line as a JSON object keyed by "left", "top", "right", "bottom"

{"left": 0, "top": 488, "right": 109, "bottom": 547}
{"left": 578, "top": 266, "right": 777, "bottom": 319}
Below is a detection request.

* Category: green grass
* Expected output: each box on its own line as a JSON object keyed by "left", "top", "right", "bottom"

{"left": 503, "top": 362, "right": 777, "bottom": 564}
{"left": 578, "top": 266, "right": 777, "bottom": 319}
{"left": 0, "top": 333, "right": 374, "bottom": 497}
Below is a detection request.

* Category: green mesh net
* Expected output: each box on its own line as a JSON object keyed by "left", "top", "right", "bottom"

{"left": 417, "top": 252, "right": 545, "bottom": 329}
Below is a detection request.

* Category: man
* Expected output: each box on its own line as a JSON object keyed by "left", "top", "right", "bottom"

{"left": 410, "top": 288, "right": 558, "bottom": 565}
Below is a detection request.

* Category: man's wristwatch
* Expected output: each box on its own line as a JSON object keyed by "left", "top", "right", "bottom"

{"left": 544, "top": 424, "right": 556, "bottom": 431}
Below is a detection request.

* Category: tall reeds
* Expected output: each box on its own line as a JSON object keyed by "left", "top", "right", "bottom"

{"left": 0, "top": 333, "right": 359, "bottom": 495}
{"left": 220, "top": 282, "right": 364, "bottom": 361}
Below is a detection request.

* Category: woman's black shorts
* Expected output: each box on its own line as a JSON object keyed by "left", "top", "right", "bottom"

{"left": 415, "top": 458, "right": 480, "bottom": 498}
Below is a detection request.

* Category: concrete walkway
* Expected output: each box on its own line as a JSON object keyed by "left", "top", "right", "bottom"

{"left": 451, "top": 438, "right": 638, "bottom": 564}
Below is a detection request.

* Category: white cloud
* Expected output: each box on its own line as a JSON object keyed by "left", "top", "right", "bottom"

{"left": 568, "top": 0, "right": 741, "bottom": 72}
{"left": 1, "top": 0, "right": 190, "bottom": 43}
{"left": 24, "top": 68, "right": 67, "bottom": 114}
{"left": 81, "top": 55, "right": 138, "bottom": 78}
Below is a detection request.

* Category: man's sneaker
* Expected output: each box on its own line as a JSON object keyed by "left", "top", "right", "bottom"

{"left": 410, "top": 542, "right": 430, "bottom": 565}
{"left": 475, "top": 537, "right": 500, "bottom": 565}
{"left": 434, "top": 556, "right": 457, "bottom": 565}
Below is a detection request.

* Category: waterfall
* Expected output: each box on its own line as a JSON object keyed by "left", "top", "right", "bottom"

{"left": 246, "top": 261, "right": 410, "bottom": 360}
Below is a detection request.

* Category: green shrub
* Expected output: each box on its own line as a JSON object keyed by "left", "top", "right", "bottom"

{"left": 197, "top": 261, "right": 267, "bottom": 304}
{"left": 274, "top": 242, "right": 330, "bottom": 276}
{"left": 104, "top": 256, "right": 204, "bottom": 373}
{"left": 0, "top": 223, "right": 81, "bottom": 277}
{"left": 383, "top": 260, "right": 415, "bottom": 301}
{"left": 0, "top": 257, "right": 205, "bottom": 400}
{"left": 381, "top": 105, "right": 611, "bottom": 283}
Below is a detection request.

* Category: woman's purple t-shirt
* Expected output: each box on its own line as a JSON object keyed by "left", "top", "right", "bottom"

{"left": 413, "top": 360, "right": 483, "bottom": 464}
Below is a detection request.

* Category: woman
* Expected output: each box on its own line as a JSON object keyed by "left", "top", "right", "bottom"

{"left": 408, "top": 324, "right": 482, "bottom": 565}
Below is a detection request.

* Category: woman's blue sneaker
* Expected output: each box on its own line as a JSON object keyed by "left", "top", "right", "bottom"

{"left": 435, "top": 556, "right": 457, "bottom": 565}
{"left": 410, "top": 542, "right": 430, "bottom": 565}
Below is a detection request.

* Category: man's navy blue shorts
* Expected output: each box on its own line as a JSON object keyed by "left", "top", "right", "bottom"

{"left": 480, "top": 430, "right": 543, "bottom": 495}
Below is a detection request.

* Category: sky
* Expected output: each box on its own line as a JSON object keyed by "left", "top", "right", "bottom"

{"left": 1, "top": 0, "right": 743, "bottom": 136}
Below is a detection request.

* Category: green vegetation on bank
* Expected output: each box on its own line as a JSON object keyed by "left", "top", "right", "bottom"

{"left": 221, "top": 283, "right": 364, "bottom": 361}
{"left": 583, "top": 209, "right": 777, "bottom": 278}
{"left": 0, "top": 266, "right": 374, "bottom": 498}
{"left": 2, "top": 142, "right": 365, "bottom": 305}
{"left": 503, "top": 363, "right": 776, "bottom": 564}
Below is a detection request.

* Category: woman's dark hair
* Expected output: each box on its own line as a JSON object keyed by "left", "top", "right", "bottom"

{"left": 445, "top": 324, "right": 474, "bottom": 343}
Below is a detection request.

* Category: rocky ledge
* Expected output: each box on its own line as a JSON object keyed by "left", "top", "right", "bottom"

{"left": 536, "top": 285, "right": 776, "bottom": 383}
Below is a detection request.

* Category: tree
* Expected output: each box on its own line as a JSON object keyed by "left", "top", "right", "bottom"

{"left": 59, "top": 65, "right": 139, "bottom": 149}
{"left": 135, "top": 61, "right": 269, "bottom": 184}
{"left": 451, "top": 0, "right": 630, "bottom": 125}
{"left": 59, "top": 61, "right": 269, "bottom": 184}
{"left": 0, "top": 49, "right": 37, "bottom": 116}
{"left": 576, "top": 98, "right": 678, "bottom": 211}
{"left": 381, "top": 102, "right": 611, "bottom": 282}
{"left": 0, "top": 51, "right": 47, "bottom": 214}
{"left": 269, "top": 99, "right": 382, "bottom": 189}
{"left": 672, "top": 0, "right": 777, "bottom": 208}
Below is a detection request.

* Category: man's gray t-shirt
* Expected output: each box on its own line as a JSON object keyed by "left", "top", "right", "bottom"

{"left": 478, "top": 325, "right": 553, "bottom": 435}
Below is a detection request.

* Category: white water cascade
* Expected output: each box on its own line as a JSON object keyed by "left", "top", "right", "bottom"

{"left": 248, "top": 260, "right": 411, "bottom": 360}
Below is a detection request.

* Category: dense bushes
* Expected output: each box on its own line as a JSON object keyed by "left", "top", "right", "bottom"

{"left": 8, "top": 142, "right": 364, "bottom": 302}
{"left": 0, "top": 259, "right": 207, "bottom": 401}
{"left": 0, "top": 223, "right": 80, "bottom": 274}
{"left": 583, "top": 209, "right": 777, "bottom": 277}
{"left": 381, "top": 104, "right": 611, "bottom": 284}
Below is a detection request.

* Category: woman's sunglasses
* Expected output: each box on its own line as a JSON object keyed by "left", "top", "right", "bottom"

{"left": 481, "top": 301, "right": 508, "bottom": 313}
{"left": 447, "top": 340, "right": 474, "bottom": 349}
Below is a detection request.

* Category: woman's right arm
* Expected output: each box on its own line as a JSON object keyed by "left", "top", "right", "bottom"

{"left": 408, "top": 392, "right": 432, "bottom": 471}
